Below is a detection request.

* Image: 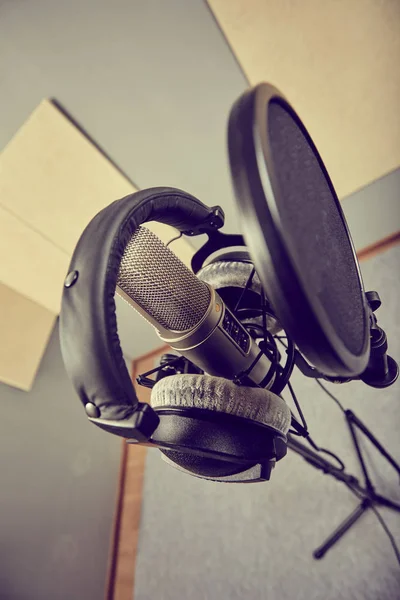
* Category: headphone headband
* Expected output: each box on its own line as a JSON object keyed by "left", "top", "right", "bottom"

{"left": 60, "top": 187, "right": 224, "bottom": 440}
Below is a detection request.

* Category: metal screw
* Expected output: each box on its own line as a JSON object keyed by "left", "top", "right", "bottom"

{"left": 64, "top": 270, "right": 79, "bottom": 288}
{"left": 85, "top": 403, "right": 100, "bottom": 418}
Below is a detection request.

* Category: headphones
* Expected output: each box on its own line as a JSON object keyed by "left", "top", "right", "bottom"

{"left": 60, "top": 187, "right": 291, "bottom": 482}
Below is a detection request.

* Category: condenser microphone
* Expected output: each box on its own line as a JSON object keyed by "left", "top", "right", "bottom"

{"left": 117, "top": 226, "right": 274, "bottom": 387}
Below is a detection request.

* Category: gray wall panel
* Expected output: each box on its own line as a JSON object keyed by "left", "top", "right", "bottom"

{"left": 0, "top": 324, "right": 121, "bottom": 600}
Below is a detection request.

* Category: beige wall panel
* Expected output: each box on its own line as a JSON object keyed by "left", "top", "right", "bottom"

{"left": 0, "top": 283, "right": 56, "bottom": 391}
{"left": 0, "top": 99, "right": 194, "bottom": 264}
{"left": 0, "top": 99, "right": 195, "bottom": 388}
{"left": 208, "top": 0, "right": 400, "bottom": 198}
{"left": 0, "top": 205, "right": 70, "bottom": 313}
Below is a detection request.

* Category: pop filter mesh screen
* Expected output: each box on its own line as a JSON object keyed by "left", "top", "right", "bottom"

{"left": 267, "top": 99, "right": 365, "bottom": 355}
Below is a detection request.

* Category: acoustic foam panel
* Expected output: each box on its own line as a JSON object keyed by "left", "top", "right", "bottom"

{"left": 0, "top": 99, "right": 194, "bottom": 266}
{"left": 208, "top": 0, "right": 400, "bottom": 198}
{"left": 0, "top": 99, "right": 195, "bottom": 389}
{"left": 0, "top": 283, "right": 56, "bottom": 391}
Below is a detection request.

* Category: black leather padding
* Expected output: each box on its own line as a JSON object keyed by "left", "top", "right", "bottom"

{"left": 60, "top": 187, "right": 214, "bottom": 422}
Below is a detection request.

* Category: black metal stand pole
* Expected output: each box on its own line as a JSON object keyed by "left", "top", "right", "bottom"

{"left": 287, "top": 417, "right": 400, "bottom": 560}
{"left": 287, "top": 435, "right": 363, "bottom": 492}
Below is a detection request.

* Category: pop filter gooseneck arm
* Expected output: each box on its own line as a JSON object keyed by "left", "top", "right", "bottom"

{"left": 359, "top": 292, "right": 399, "bottom": 387}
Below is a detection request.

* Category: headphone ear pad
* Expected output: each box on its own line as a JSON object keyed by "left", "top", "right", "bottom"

{"left": 151, "top": 374, "right": 291, "bottom": 433}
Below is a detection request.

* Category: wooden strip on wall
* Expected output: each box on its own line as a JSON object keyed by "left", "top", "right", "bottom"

{"left": 110, "top": 442, "right": 147, "bottom": 600}
{"left": 105, "top": 439, "right": 128, "bottom": 600}
{"left": 106, "top": 348, "right": 165, "bottom": 600}
{"left": 357, "top": 231, "right": 400, "bottom": 263}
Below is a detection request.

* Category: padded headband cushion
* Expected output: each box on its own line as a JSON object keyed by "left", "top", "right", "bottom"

{"left": 60, "top": 187, "right": 216, "bottom": 422}
{"left": 151, "top": 374, "right": 291, "bottom": 434}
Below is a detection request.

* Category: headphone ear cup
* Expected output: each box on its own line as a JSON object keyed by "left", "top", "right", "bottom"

{"left": 150, "top": 374, "right": 290, "bottom": 478}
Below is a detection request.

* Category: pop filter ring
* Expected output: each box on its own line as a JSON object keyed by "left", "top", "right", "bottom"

{"left": 227, "top": 83, "right": 370, "bottom": 378}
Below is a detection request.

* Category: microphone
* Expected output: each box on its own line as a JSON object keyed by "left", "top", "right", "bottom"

{"left": 116, "top": 226, "right": 274, "bottom": 387}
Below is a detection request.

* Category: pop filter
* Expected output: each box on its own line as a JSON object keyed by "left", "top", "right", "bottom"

{"left": 228, "top": 83, "right": 370, "bottom": 378}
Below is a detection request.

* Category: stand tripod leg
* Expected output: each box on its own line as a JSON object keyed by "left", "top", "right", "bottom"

{"left": 345, "top": 410, "right": 400, "bottom": 478}
{"left": 313, "top": 499, "right": 370, "bottom": 559}
{"left": 288, "top": 434, "right": 400, "bottom": 560}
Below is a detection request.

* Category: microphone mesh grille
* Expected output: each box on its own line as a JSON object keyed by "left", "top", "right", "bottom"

{"left": 117, "top": 227, "right": 211, "bottom": 331}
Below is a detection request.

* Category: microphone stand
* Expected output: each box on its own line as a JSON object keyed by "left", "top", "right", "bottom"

{"left": 287, "top": 412, "right": 400, "bottom": 559}
{"left": 286, "top": 291, "right": 400, "bottom": 559}
{"left": 137, "top": 283, "right": 400, "bottom": 561}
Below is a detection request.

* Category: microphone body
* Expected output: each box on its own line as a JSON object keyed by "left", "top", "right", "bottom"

{"left": 117, "top": 227, "right": 273, "bottom": 387}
